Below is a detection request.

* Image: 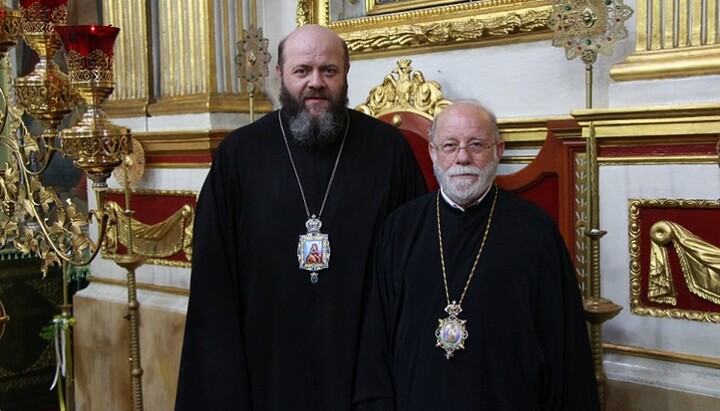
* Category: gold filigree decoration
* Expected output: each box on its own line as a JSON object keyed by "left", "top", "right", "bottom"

{"left": 20, "top": 2, "right": 67, "bottom": 34}
{"left": 629, "top": 198, "right": 720, "bottom": 323}
{"left": 64, "top": 49, "right": 115, "bottom": 83}
{"left": 112, "top": 138, "right": 145, "bottom": 188}
{"left": 235, "top": 25, "right": 271, "bottom": 92}
{"left": 0, "top": 156, "right": 100, "bottom": 275}
{"left": 547, "top": 0, "right": 633, "bottom": 63}
{"left": 103, "top": 201, "right": 194, "bottom": 263}
{"left": 296, "top": 0, "right": 313, "bottom": 27}
{"left": 355, "top": 59, "right": 452, "bottom": 119}
{"left": 299, "top": 1, "right": 552, "bottom": 56}
{"left": 341, "top": 9, "right": 551, "bottom": 54}
{"left": 649, "top": 221, "right": 720, "bottom": 306}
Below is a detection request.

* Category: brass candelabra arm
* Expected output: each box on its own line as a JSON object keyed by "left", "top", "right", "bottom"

{"left": 0, "top": 86, "right": 61, "bottom": 177}
{"left": 0, "top": 157, "right": 112, "bottom": 274}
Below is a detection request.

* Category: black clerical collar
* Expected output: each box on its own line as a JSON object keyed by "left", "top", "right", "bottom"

{"left": 440, "top": 185, "right": 493, "bottom": 212}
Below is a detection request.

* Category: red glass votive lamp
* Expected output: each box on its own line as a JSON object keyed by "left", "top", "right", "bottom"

{"left": 56, "top": 24, "right": 120, "bottom": 60}
{"left": 19, "top": 0, "right": 68, "bottom": 8}
{"left": 56, "top": 25, "right": 120, "bottom": 89}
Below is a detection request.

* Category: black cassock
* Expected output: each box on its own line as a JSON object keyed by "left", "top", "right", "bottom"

{"left": 353, "top": 187, "right": 600, "bottom": 411}
{"left": 175, "top": 109, "right": 427, "bottom": 410}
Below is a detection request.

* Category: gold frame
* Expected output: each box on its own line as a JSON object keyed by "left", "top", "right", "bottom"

{"left": 366, "top": 0, "right": 465, "bottom": 16}
{"left": 628, "top": 198, "right": 720, "bottom": 323}
{"left": 102, "top": 188, "right": 198, "bottom": 268}
{"left": 298, "top": 0, "right": 553, "bottom": 58}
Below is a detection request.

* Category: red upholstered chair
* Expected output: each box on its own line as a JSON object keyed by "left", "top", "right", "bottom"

{"left": 356, "top": 59, "right": 450, "bottom": 191}
{"left": 495, "top": 120, "right": 586, "bottom": 265}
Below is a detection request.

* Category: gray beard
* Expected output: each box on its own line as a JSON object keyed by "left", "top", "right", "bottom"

{"left": 288, "top": 108, "right": 346, "bottom": 147}
{"left": 434, "top": 157, "right": 499, "bottom": 207}
{"left": 280, "top": 84, "right": 348, "bottom": 147}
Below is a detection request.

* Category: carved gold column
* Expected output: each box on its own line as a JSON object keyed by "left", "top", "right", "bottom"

{"left": 611, "top": 0, "right": 720, "bottom": 80}
{"left": 101, "top": 0, "right": 153, "bottom": 118}
{"left": 150, "top": 0, "right": 271, "bottom": 115}
{"left": 102, "top": 0, "right": 273, "bottom": 118}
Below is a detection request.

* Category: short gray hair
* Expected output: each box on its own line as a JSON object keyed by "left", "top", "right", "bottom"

{"left": 428, "top": 100, "right": 500, "bottom": 143}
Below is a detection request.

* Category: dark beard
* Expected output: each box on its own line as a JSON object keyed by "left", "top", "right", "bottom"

{"left": 279, "top": 83, "right": 348, "bottom": 147}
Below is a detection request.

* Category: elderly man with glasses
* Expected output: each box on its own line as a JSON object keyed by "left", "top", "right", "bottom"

{"left": 353, "top": 100, "right": 600, "bottom": 411}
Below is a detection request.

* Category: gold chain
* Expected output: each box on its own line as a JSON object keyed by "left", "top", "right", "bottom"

{"left": 436, "top": 185, "right": 498, "bottom": 307}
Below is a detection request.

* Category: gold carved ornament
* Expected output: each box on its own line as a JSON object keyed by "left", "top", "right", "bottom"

{"left": 547, "top": 0, "right": 632, "bottom": 108}
{"left": 547, "top": 0, "right": 633, "bottom": 63}
{"left": 103, "top": 201, "right": 194, "bottom": 264}
{"left": 112, "top": 138, "right": 146, "bottom": 189}
{"left": 235, "top": 24, "right": 271, "bottom": 122}
{"left": 649, "top": 221, "right": 720, "bottom": 307}
{"left": 355, "top": 59, "right": 452, "bottom": 120}
{"left": 297, "top": 0, "right": 553, "bottom": 57}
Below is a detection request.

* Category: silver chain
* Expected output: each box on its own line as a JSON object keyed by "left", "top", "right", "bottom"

{"left": 278, "top": 110, "right": 349, "bottom": 219}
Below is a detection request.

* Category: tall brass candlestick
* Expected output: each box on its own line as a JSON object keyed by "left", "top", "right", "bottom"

{"left": 57, "top": 24, "right": 144, "bottom": 411}
{"left": 547, "top": 1, "right": 632, "bottom": 407}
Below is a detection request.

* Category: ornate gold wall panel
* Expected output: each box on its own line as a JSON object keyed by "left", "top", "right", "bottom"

{"left": 611, "top": 0, "right": 720, "bottom": 80}
{"left": 628, "top": 198, "right": 720, "bottom": 323}
{"left": 103, "top": 189, "right": 197, "bottom": 268}
{"left": 298, "top": 0, "right": 553, "bottom": 58}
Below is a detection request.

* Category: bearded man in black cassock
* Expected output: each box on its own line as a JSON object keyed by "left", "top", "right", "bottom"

{"left": 175, "top": 25, "right": 427, "bottom": 410}
{"left": 353, "top": 101, "right": 600, "bottom": 411}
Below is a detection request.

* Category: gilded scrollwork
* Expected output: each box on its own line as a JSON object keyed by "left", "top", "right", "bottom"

{"left": 0, "top": 155, "right": 99, "bottom": 275}
{"left": 299, "top": 0, "right": 552, "bottom": 56}
{"left": 629, "top": 198, "right": 720, "bottom": 323}
{"left": 355, "top": 59, "right": 452, "bottom": 119}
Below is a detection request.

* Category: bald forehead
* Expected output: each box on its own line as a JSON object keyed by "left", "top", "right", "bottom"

{"left": 286, "top": 25, "right": 344, "bottom": 48}
{"left": 281, "top": 25, "right": 346, "bottom": 66}
{"left": 438, "top": 104, "right": 491, "bottom": 129}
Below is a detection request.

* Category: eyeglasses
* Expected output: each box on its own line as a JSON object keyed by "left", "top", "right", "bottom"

{"left": 431, "top": 141, "right": 498, "bottom": 156}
